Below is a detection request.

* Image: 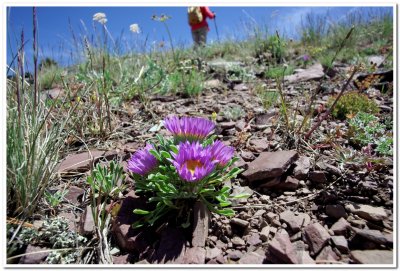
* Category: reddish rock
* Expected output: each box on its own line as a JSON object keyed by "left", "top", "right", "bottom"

{"left": 297, "top": 250, "right": 315, "bottom": 264}
{"left": 331, "top": 235, "right": 349, "bottom": 253}
{"left": 284, "top": 63, "right": 324, "bottom": 83}
{"left": 309, "top": 171, "right": 327, "bottom": 183}
{"left": 351, "top": 250, "right": 393, "bottom": 264}
{"left": 250, "top": 138, "right": 269, "bottom": 153}
{"left": 293, "top": 156, "right": 311, "bottom": 180}
{"left": 345, "top": 203, "right": 388, "bottom": 222}
{"left": 242, "top": 150, "right": 299, "bottom": 182}
{"left": 57, "top": 150, "right": 105, "bottom": 173}
{"left": 150, "top": 227, "right": 189, "bottom": 264}
{"left": 192, "top": 201, "right": 210, "bottom": 247}
{"left": 227, "top": 250, "right": 243, "bottom": 261}
{"left": 280, "top": 210, "right": 300, "bottom": 233}
{"left": 79, "top": 206, "right": 95, "bottom": 236}
{"left": 112, "top": 191, "right": 153, "bottom": 253}
{"left": 64, "top": 186, "right": 84, "bottom": 205}
{"left": 326, "top": 204, "right": 348, "bottom": 219}
{"left": 268, "top": 229, "right": 299, "bottom": 264}
{"left": 245, "top": 233, "right": 262, "bottom": 246}
{"left": 239, "top": 251, "right": 265, "bottom": 264}
{"left": 315, "top": 246, "right": 339, "bottom": 262}
{"left": 182, "top": 247, "right": 206, "bottom": 264}
{"left": 275, "top": 176, "right": 299, "bottom": 191}
{"left": 231, "top": 236, "right": 245, "bottom": 247}
{"left": 19, "top": 245, "right": 49, "bottom": 264}
{"left": 330, "top": 217, "right": 350, "bottom": 235}
{"left": 230, "top": 218, "right": 249, "bottom": 228}
{"left": 112, "top": 254, "right": 129, "bottom": 264}
{"left": 220, "top": 121, "right": 236, "bottom": 129}
{"left": 303, "top": 223, "right": 331, "bottom": 256}
{"left": 205, "top": 247, "right": 222, "bottom": 261}
{"left": 58, "top": 211, "right": 78, "bottom": 232}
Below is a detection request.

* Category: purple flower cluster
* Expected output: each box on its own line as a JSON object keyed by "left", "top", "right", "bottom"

{"left": 127, "top": 144, "right": 157, "bottom": 176}
{"left": 164, "top": 116, "right": 215, "bottom": 142}
{"left": 128, "top": 116, "right": 235, "bottom": 182}
{"left": 170, "top": 140, "right": 234, "bottom": 182}
{"left": 210, "top": 140, "right": 235, "bottom": 167}
{"left": 170, "top": 141, "right": 215, "bottom": 182}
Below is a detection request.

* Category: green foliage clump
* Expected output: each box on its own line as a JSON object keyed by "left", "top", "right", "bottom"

{"left": 222, "top": 106, "right": 245, "bottom": 121}
{"left": 38, "top": 65, "right": 63, "bottom": 90}
{"left": 328, "top": 91, "right": 379, "bottom": 120}
{"left": 348, "top": 112, "right": 393, "bottom": 156}
{"left": 264, "top": 65, "right": 294, "bottom": 79}
{"left": 7, "top": 217, "right": 86, "bottom": 264}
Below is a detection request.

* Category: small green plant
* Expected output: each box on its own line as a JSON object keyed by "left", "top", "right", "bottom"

{"left": 38, "top": 65, "right": 63, "bottom": 90}
{"left": 264, "top": 65, "right": 294, "bottom": 79}
{"left": 87, "top": 160, "right": 125, "bottom": 233}
{"left": 127, "top": 116, "right": 246, "bottom": 228}
{"left": 44, "top": 189, "right": 69, "bottom": 209}
{"left": 254, "top": 84, "right": 279, "bottom": 110}
{"left": 222, "top": 106, "right": 245, "bottom": 121}
{"left": 87, "top": 161, "right": 125, "bottom": 200}
{"left": 348, "top": 112, "right": 393, "bottom": 156}
{"left": 7, "top": 217, "right": 86, "bottom": 264}
{"left": 328, "top": 91, "right": 379, "bottom": 120}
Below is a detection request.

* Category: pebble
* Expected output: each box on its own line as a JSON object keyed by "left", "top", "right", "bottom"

{"left": 231, "top": 218, "right": 249, "bottom": 228}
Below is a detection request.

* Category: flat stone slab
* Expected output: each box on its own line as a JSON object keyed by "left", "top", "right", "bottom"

{"left": 345, "top": 203, "right": 388, "bottom": 222}
{"left": 284, "top": 63, "right": 324, "bottom": 83}
{"left": 303, "top": 223, "right": 331, "bottom": 256}
{"left": 57, "top": 150, "right": 105, "bottom": 173}
{"left": 268, "top": 229, "right": 298, "bottom": 264}
{"left": 242, "top": 150, "right": 298, "bottom": 182}
{"left": 351, "top": 250, "right": 393, "bottom": 264}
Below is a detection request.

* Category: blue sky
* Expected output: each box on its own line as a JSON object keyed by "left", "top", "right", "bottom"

{"left": 6, "top": 6, "right": 393, "bottom": 71}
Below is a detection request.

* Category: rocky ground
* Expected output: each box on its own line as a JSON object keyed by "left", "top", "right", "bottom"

{"left": 19, "top": 55, "right": 393, "bottom": 265}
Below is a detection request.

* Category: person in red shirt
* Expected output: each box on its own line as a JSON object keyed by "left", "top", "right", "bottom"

{"left": 189, "top": 7, "right": 215, "bottom": 49}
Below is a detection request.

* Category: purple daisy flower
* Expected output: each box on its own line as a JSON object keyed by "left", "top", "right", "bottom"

{"left": 127, "top": 143, "right": 158, "bottom": 176}
{"left": 164, "top": 115, "right": 215, "bottom": 142}
{"left": 210, "top": 140, "right": 235, "bottom": 167}
{"left": 170, "top": 141, "right": 215, "bottom": 182}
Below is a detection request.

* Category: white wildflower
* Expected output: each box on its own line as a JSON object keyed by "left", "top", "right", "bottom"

{"left": 130, "top": 23, "right": 140, "bottom": 34}
{"left": 93, "top": 12, "right": 107, "bottom": 24}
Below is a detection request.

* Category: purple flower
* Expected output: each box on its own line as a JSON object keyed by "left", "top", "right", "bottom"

{"left": 170, "top": 141, "right": 215, "bottom": 182}
{"left": 210, "top": 140, "right": 234, "bottom": 166}
{"left": 127, "top": 144, "right": 158, "bottom": 176}
{"left": 164, "top": 115, "right": 215, "bottom": 142}
{"left": 303, "top": 54, "right": 310, "bottom": 62}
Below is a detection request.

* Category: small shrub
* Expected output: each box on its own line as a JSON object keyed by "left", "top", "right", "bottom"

{"left": 7, "top": 217, "right": 86, "bottom": 264}
{"left": 222, "top": 106, "right": 245, "bottom": 121}
{"left": 328, "top": 91, "right": 379, "bottom": 120}
{"left": 348, "top": 112, "right": 393, "bottom": 156}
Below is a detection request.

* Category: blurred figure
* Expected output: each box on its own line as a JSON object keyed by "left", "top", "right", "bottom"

{"left": 188, "top": 7, "right": 215, "bottom": 49}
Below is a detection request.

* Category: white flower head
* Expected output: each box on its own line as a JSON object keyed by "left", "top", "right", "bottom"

{"left": 130, "top": 23, "right": 140, "bottom": 34}
{"left": 93, "top": 12, "right": 107, "bottom": 24}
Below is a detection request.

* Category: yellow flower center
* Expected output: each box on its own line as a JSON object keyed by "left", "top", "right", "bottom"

{"left": 184, "top": 160, "right": 203, "bottom": 174}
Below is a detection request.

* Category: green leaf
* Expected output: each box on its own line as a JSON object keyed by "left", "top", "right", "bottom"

{"left": 220, "top": 186, "right": 230, "bottom": 194}
{"left": 169, "top": 144, "right": 179, "bottom": 154}
{"left": 133, "top": 209, "right": 150, "bottom": 215}
{"left": 216, "top": 208, "right": 235, "bottom": 216}
{"left": 149, "top": 149, "right": 161, "bottom": 161}
{"left": 227, "top": 167, "right": 243, "bottom": 178}
{"left": 231, "top": 193, "right": 251, "bottom": 199}
{"left": 160, "top": 150, "right": 172, "bottom": 159}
